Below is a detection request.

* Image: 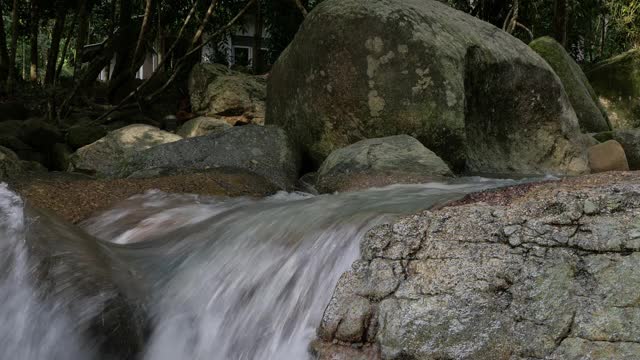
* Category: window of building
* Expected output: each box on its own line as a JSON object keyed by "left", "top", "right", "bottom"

{"left": 234, "top": 47, "right": 251, "bottom": 67}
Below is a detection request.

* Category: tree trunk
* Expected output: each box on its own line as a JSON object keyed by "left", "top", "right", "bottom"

{"left": 132, "top": 0, "right": 154, "bottom": 72}
{"left": 29, "top": 0, "right": 39, "bottom": 83}
{"left": 252, "top": 1, "right": 264, "bottom": 74}
{"left": 73, "top": 0, "right": 89, "bottom": 80}
{"left": 6, "top": 0, "right": 19, "bottom": 91}
{"left": 553, "top": 0, "right": 569, "bottom": 48}
{"left": 45, "top": 4, "right": 68, "bottom": 85}
{"left": 110, "top": 0, "right": 134, "bottom": 83}
{"left": 0, "top": 0, "right": 10, "bottom": 67}
{"left": 192, "top": 0, "right": 220, "bottom": 47}
{"left": 600, "top": 15, "right": 606, "bottom": 58}
{"left": 56, "top": 12, "right": 78, "bottom": 84}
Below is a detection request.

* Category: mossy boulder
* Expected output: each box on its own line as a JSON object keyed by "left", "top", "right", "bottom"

{"left": 587, "top": 49, "right": 640, "bottom": 129}
{"left": 530, "top": 37, "right": 611, "bottom": 132}
{"left": 267, "top": 0, "right": 589, "bottom": 176}
{"left": 0, "top": 146, "right": 24, "bottom": 180}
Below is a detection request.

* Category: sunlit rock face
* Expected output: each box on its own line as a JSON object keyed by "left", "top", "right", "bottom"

{"left": 267, "top": 0, "right": 589, "bottom": 175}
{"left": 70, "top": 124, "right": 182, "bottom": 177}
{"left": 316, "top": 181, "right": 640, "bottom": 359}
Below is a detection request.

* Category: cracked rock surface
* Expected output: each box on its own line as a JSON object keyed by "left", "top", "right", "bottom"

{"left": 314, "top": 178, "right": 640, "bottom": 359}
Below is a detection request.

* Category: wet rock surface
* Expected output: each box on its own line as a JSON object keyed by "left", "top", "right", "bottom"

{"left": 9, "top": 168, "right": 278, "bottom": 223}
{"left": 316, "top": 173, "right": 640, "bottom": 359}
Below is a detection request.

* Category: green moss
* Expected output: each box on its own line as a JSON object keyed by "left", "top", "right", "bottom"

{"left": 530, "top": 36, "right": 610, "bottom": 132}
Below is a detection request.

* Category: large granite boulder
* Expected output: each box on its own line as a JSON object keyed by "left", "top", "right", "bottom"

{"left": 316, "top": 135, "right": 452, "bottom": 193}
{"left": 316, "top": 180, "right": 640, "bottom": 359}
{"left": 587, "top": 50, "right": 640, "bottom": 129}
{"left": 70, "top": 124, "right": 182, "bottom": 177}
{"left": 189, "top": 63, "right": 266, "bottom": 125}
{"left": 123, "top": 125, "right": 300, "bottom": 190}
{"left": 267, "top": 0, "right": 589, "bottom": 175}
{"left": 530, "top": 36, "right": 611, "bottom": 133}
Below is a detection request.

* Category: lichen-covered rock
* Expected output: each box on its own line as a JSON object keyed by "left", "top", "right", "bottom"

{"left": 70, "top": 124, "right": 182, "bottom": 177}
{"left": 189, "top": 63, "right": 266, "bottom": 125}
{"left": 587, "top": 50, "right": 640, "bottom": 129}
{"left": 267, "top": 0, "right": 589, "bottom": 176}
{"left": 530, "top": 36, "right": 611, "bottom": 132}
{"left": 123, "top": 125, "right": 300, "bottom": 190}
{"left": 317, "top": 181, "right": 640, "bottom": 359}
{"left": 316, "top": 135, "right": 452, "bottom": 193}
{"left": 176, "top": 116, "right": 232, "bottom": 138}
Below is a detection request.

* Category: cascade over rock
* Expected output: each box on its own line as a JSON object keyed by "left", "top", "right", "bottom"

{"left": 267, "top": 0, "right": 589, "bottom": 175}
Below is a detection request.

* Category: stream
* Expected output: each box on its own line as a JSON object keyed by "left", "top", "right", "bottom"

{"left": 0, "top": 177, "right": 546, "bottom": 359}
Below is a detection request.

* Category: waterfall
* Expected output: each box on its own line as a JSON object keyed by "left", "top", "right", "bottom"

{"left": 0, "top": 178, "right": 540, "bottom": 359}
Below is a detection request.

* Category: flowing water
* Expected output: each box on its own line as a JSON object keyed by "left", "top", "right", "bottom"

{"left": 0, "top": 178, "right": 546, "bottom": 359}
